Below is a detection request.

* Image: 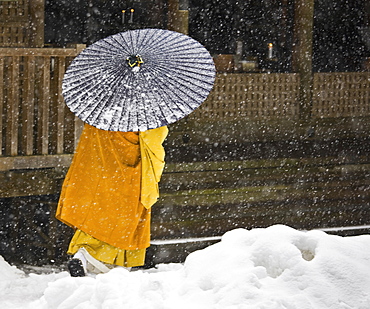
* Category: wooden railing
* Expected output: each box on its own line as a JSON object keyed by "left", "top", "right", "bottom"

{"left": 169, "top": 71, "right": 369, "bottom": 147}
{"left": 190, "top": 72, "right": 370, "bottom": 121}
{"left": 191, "top": 73, "right": 300, "bottom": 120}
{"left": 312, "top": 72, "right": 370, "bottom": 118}
{"left": 0, "top": 49, "right": 369, "bottom": 162}
{"left": 0, "top": 45, "right": 84, "bottom": 158}
{"left": 0, "top": 0, "right": 44, "bottom": 48}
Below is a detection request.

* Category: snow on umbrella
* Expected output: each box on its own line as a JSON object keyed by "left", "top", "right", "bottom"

{"left": 62, "top": 28, "right": 216, "bottom": 132}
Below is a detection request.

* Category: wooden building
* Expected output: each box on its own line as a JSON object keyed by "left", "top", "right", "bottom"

{"left": 0, "top": 0, "right": 369, "bottom": 266}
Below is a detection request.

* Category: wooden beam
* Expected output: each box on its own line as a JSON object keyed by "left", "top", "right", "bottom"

{"left": 0, "top": 48, "right": 82, "bottom": 57}
{"left": 56, "top": 57, "right": 66, "bottom": 154}
{"left": 0, "top": 154, "right": 73, "bottom": 171}
{"left": 291, "top": 0, "right": 315, "bottom": 119}
{"left": 37, "top": 56, "right": 50, "bottom": 155}
{"left": 0, "top": 168, "right": 66, "bottom": 198}
{"left": 167, "top": 0, "right": 189, "bottom": 34}
{"left": 22, "top": 56, "right": 35, "bottom": 155}
{"left": 28, "top": 0, "right": 44, "bottom": 47}
{"left": 0, "top": 57, "right": 3, "bottom": 155}
{"left": 8, "top": 56, "right": 20, "bottom": 156}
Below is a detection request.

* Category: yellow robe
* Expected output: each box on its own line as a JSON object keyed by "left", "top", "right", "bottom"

{"left": 56, "top": 124, "right": 168, "bottom": 266}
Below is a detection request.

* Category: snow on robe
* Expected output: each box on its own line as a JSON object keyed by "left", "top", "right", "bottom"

{"left": 56, "top": 124, "right": 168, "bottom": 251}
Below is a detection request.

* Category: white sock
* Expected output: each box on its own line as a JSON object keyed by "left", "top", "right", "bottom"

{"left": 78, "top": 247, "right": 111, "bottom": 274}
{"left": 73, "top": 249, "right": 87, "bottom": 272}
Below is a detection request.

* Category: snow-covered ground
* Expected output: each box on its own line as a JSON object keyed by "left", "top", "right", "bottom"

{"left": 1, "top": 225, "right": 370, "bottom": 309}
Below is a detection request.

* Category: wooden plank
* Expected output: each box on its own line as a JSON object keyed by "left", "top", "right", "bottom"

{"left": 158, "top": 178, "right": 370, "bottom": 208}
{"left": 161, "top": 165, "right": 354, "bottom": 192}
{"left": 0, "top": 57, "right": 3, "bottom": 155}
{"left": 28, "top": 0, "right": 44, "bottom": 47}
{"left": 167, "top": 0, "right": 188, "bottom": 35}
{"left": 56, "top": 57, "right": 66, "bottom": 154}
{"left": 0, "top": 154, "right": 73, "bottom": 171}
{"left": 151, "top": 197, "right": 370, "bottom": 239}
{"left": 7, "top": 56, "right": 19, "bottom": 156}
{"left": 0, "top": 47, "right": 81, "bottom": 57}
{"left": 22, "top": 56, "right": 35, "bottom": 155}
{"left": 0, "top": 168, "right": 66, "bottom": 198}
{"left": 48, "top": 57, "right": 58, "bottom": 154}
{"left": 37, "top": 56, "right": 50, "bottom": 155}
{"left": 291, "top": 0, "right": 315, "bottom": 119}
{"left": 163, "top": 157, "right": 329, "bottom": 174}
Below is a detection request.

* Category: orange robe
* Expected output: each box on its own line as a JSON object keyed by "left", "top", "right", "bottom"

{"left": 56, "top": 124, "right": 168, "bottom": 252}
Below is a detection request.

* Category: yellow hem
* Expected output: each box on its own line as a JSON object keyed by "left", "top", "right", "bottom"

{"left": 68, "top": 230, "right": 146, "bottom": 268}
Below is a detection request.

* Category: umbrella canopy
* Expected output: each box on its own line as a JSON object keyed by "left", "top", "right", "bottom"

{"left": 62, "top": 28, "right": 216, "bottom": 132}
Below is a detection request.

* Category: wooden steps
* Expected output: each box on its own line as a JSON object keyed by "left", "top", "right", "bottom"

{"left": 151, "top": 157, "right": 370, "bottom": 241}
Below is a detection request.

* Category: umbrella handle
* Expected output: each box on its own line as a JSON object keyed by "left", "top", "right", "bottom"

{"left": 126, "top": 55, "right": 143, "bottom": 68}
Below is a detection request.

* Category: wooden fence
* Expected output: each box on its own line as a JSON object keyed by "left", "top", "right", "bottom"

{"left": 0, "top": 0, "right": 29, "bottom": 47}
{"left": 0, "top": 53, "right": 369, "bottom": 163}
{"left": 0, "top": 46, "right": 84, "bottom": 159}
{"left": 189, "top": 72, "right": 370, "bottom": 121}
{"left": 190, "top": 73, "right": 300, "bottom": 120}
{"left": 0, "top": 0, "right": 44, "bottom": 48}
{"left": 312, "top": 72, "right": 370, "bottom": 118}
{"left": 166, "top": 71, "right": 370, "bottom": 148}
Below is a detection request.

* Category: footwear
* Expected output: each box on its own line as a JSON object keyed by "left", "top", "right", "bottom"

{"left": 76, "top": 247, "right": 111, "bottom": 274}
{"left": 67, "top": 258, "right": 86, "bottom": 277}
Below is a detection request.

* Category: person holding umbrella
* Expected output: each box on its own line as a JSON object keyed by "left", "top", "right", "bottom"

{"left": 56, "top": 29, "right": 215, "bottom": 276}
{"left": 57, "top": 123, "right": 168, "bottom": 276}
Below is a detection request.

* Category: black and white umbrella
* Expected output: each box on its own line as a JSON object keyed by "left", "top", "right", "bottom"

{"left": 62, "top": 28, "right": 216, "bottom": 132}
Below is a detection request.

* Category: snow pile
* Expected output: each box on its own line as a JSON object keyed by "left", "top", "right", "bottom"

{"left": 0, "top": 255, "right": 24, "bottom": 280}
{"left": 0, "top": 256, "right": 67, "bottom": 308}
{"left": 1, "top": 225, "right": 370, "bottom": 308}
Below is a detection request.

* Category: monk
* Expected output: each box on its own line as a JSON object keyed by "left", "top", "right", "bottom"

{"left": 56, "top": 123, "right": 168, "bottom": 276}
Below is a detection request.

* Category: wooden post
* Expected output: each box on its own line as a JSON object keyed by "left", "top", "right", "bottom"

{"left": 29, "top": 0, "right": 45, "bottom": 47}
{"left": 167, "top": 0, "right": 189, "bottom": 34}
{"left": 37, "top": 56, "right": 51, "bottom": 155}
{"left": 8, "top": 56, "right": 20, "bottom": 156}
{"left": 22, "top": 56, "right": 36, "bottom": 155}
{"left": 55, "top": 56, "right": 66, "bottom": 154}
{"left": 0, "top": 57, "right": 3, "bottom": 155}
{"left": 291, "top": 0, "right": 315, "bottom": 119}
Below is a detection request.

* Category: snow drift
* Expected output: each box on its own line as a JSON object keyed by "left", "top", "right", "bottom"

{"left": 1, "top": 225, "right": 369, "bottom": 308}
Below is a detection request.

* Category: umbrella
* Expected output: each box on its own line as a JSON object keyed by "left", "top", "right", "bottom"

{"left": 62, "top": 28, "right": 216, "bottom": 132}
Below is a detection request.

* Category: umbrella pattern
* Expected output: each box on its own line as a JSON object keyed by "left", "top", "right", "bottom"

{"left": 62, "top": 28, "right": 216, "bottom": 132}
